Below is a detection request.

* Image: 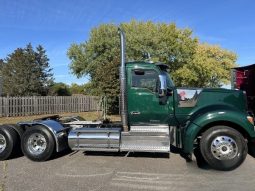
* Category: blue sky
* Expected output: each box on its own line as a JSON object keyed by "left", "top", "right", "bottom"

{"left": 0, "top": 0, "right": 255, "bottom": 85}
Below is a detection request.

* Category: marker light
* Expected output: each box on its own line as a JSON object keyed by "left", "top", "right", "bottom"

{"left": 247, "top": 116, "right": 254, "bottom": 126}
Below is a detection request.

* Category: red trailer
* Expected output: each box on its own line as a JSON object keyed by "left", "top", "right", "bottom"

{"left": 231, "top": 64, "right": 255, "bottom": 115}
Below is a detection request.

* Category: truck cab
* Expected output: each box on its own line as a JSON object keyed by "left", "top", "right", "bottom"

{"left": 127, "top": 62, "right": 175, "bottom": 126}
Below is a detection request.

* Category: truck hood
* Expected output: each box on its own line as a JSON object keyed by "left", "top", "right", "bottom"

{"left": 176, "top": 87, "right": 247, "bottom": 113}
{"left": 175, "top": 87, "right": 247, "bottom": 125}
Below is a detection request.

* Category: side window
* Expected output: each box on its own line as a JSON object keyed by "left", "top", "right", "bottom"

{"left": 132, "top": 69, "right": 158, "bottom": 92}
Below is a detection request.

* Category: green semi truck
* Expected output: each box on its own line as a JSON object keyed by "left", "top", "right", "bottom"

{"left": 0, "top": 29, "right": 254, "bottom": 171}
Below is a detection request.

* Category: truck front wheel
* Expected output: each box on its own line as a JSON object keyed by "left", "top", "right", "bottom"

{"left": 21, "top": 125, "right": 55, "bottom": 161}
{"left": 200, "top": 126, "right": 247, "bottom": 171}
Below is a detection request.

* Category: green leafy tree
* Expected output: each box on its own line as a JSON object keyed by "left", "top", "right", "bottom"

{"left": 174, "top": 44, "right": 237, "bottom": 87}
{"left": 2, "top": 44, "right": 53, "bottom": 96}
{"left": 48, "top": 82, "right": 71, "bottom": 96}
{"left": 69, "top": 83, "right": 85, "bottom": 94}
{"left": 83, "top": 82, "right": 98, "bottom": 95}
{"left": 68, "top": 20, "right": 198, "bottom": 113}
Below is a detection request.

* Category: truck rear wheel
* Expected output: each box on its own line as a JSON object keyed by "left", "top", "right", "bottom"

{"left": 21, "top": 125, "right": 55, "bottom": 161}
{"left": 200, "top": 126, "right": 247, "bottom": 171}
{"left": 0, "top": 125, "right": 19, "bottom": 160}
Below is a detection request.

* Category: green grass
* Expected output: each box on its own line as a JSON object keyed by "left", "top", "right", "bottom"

{"left": 0, "top": 111, "right": 120, "bottom": 124}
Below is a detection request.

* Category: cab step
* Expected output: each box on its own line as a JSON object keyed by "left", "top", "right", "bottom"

{"left": 120, "top": 125, "right": 170, "bottom": 153}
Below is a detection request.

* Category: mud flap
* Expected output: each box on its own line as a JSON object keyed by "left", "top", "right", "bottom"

{"left": 248, "top": 141, "right": 255, "bottom": 158}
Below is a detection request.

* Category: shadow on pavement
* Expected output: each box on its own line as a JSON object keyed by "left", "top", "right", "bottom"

{"left": 7, "top": 146, "right": 23, "bottom": 161}
{"left": 82, "top": 150, "right": 212, "bottom": 170}
{"left": 5, "top": 145, "right": 212, "bottom": 171}
{"left": 82, "top": 146, "right": 212, "bottom": 170}
{"left": 46, "top": 149, "right": 73, "bottom": 161}
{"left": 83, "top": 151, "right": 170, "bottom": 159}
{"left": 6, "top": 146, "right": 212, "bottom": 170}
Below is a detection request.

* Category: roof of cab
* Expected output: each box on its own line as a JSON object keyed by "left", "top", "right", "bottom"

{"left": 126, "top": 61, "right": 152, "bottom": 65}
{"left": 125, "top": 61, "right": 169, "bottom": 71}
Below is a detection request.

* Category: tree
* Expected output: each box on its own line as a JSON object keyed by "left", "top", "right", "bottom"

{"left": 0, "top": 59, "right": 4, "bottom": 96}
{"left": 173, "top": 44, "right": 237, "bottom": 87}
{"left": 83, "top": 82, "right": 98, "bottom": 95}
{"left": 1, "top": 44, "right": 53, "bottom": 96}
{"left": 0, "top": 59, "right": 4, "bottom": 77}
{"left": 67, "top": 20, "right": 237, "bottom": 113}
{"left": 68, "top": 20, "right": 198, "bottom": 113}
{"left": 69, "top": 83, "right": 85, "bottom": 95}
{"left": 35, "top": 45, "right": 54, "bottom": 95}
{"left": 0, "top": 59, "right": 4, "bottom": 70}
{"left": 48, "top": 82, "right": 71, "bottom": 96}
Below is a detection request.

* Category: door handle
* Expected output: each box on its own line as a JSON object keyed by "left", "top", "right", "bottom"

{"left": 130, "top": 111, "right": 141, "bottom": 115}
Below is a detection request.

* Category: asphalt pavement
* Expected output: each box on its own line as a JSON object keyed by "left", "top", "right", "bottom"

{"left": 1, "top": 150, "right": 255, "bottom": 191}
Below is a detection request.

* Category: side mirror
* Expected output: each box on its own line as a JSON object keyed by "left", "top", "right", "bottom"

{"left": 158, "top": 74, "right": 167, "bottom": 97}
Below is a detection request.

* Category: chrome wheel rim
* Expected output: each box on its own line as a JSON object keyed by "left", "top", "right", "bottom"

{"left": 27, "top": 133, "right": 47, "bottom": 155}
{"left": 0, "top": 134, "right": 6, "bottom": 154}
{"left": 211, "top": 136, "right": 238, "bottom": 160}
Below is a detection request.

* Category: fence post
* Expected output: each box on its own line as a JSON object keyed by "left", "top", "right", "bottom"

{"left": 5, "top": 96, "right": 9, "bottom": 117}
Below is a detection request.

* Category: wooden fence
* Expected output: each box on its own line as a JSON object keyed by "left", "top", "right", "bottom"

{"left": 0, "top": 96, "right": 99, "bottom": 117}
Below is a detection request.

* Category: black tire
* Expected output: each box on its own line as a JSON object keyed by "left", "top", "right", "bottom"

{"left": 200, "top": 126, "right": 247, "bottom": 171}
{"left": 0, "top": 125, "right": 19, "bottom": 160}
{"left": 21, "top": 125, "right": 55, "bottom": 162}
{"left": 194, "top": 146, "right": 208, "bottom": 168}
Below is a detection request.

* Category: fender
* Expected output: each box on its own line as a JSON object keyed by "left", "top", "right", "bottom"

{"left": 182, "top": 106, "right": 255, "bottom": 153}
{"left": 18, "top": 120, "right": 69, "bottom": 152}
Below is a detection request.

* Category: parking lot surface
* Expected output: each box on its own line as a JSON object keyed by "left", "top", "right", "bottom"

{"left": 1, "top": 151, "right": 255, "bottom": 191}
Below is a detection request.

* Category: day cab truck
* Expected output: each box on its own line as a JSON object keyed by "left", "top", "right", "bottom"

{"left": 0, "top": 29, "right": 255, "bottom": 171}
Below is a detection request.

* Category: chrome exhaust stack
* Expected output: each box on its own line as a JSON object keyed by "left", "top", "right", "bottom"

{"left": 118, "top": 28, "right": 128, "bottom": 131}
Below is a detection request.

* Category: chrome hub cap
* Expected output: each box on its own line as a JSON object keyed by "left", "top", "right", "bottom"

{"left": 0, "top": 134, "right": 6, "bottom": 153}
{"left": 211, "top": 136, "right": 238, "bottom": 160}
{"left": 27, "top": 133, "right": 47, "bottom": 155}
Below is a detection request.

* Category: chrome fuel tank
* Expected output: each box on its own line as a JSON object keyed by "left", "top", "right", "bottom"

{"left": 68, "top": 128, "right": 121, "bottom": 152}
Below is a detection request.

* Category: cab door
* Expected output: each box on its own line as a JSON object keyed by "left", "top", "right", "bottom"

{"left": 127, "top": 68, "right": 174, "bottom": 125}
